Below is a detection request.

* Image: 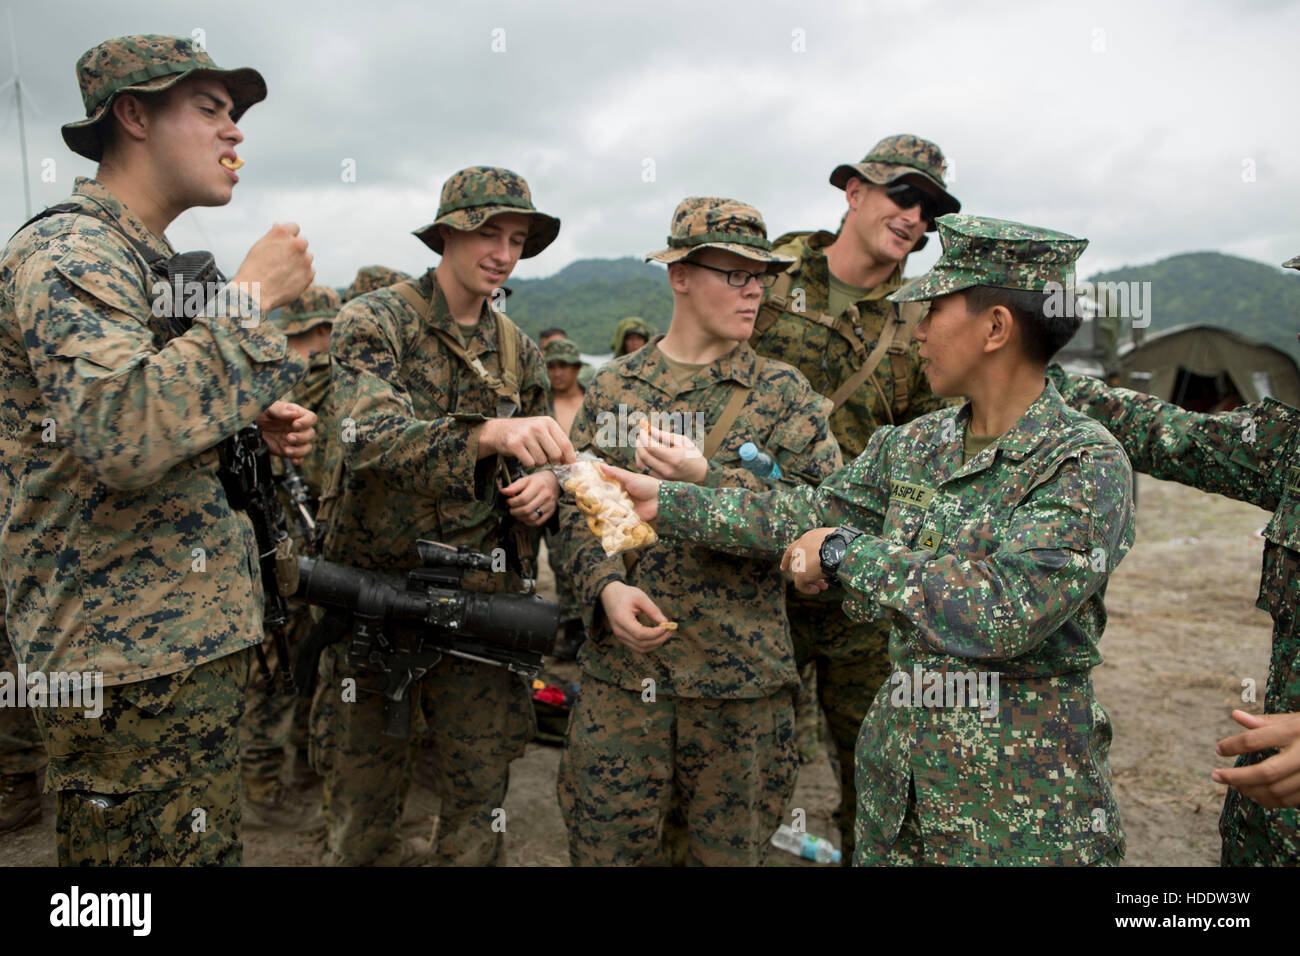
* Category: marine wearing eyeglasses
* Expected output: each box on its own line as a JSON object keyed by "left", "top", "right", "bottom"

{"left": 744, "top": 133, "right": 962, "bottom": 864}
{"left": 555, "top": 196, "right": 841, "bottom": 866}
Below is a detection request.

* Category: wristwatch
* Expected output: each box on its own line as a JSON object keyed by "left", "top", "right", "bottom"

{"left": 819, "top": 526, "right": 864, "bottom": 580}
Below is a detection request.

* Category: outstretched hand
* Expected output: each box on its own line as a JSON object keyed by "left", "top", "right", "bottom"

{"left": 599, "top": 462, "right": 660, "bottom": 523}
{"left": 1212, "top": 710, "right": 1300, "bottom": 808}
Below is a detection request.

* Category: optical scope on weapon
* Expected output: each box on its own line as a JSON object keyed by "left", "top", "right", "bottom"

{"left": 293, "top": 540, "right": 559, "bottom": 736}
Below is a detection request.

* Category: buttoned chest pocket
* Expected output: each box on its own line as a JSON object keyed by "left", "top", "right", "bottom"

{"left": 1265, "top": 466, "right": 1300, "bottom": 552}
{"left": 883, "top": 501, "right": 932, "bottom": 549}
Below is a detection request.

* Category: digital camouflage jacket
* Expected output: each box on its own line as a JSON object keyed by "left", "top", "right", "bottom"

{"left": 0, "top": 178, "right": 306, "bottom": 685}
{"left": 320, "top": 269, "right": 551, "bottom": 572}
{"left": 657, "top": 383, "right": 1135, "bottom": 863}
{"left": 561, "top": 337, "right": 841, "bottom": 699}
{"left": 1050, "top": 365, "right": 1300, "bottom": 865}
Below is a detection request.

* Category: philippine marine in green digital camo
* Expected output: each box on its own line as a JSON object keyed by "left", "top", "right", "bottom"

{"left": 1048, "top": 254, "right": 1300, "bottom": 865}
{"left": 605, "top": 214, "right": 1136, "bottom": 865}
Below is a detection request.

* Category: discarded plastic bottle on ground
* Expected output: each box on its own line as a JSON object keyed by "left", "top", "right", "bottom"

{"left": 770, "top": 824, "right": 841, "bottom": 864}
{"left": 738, "top": 442, "right": 782, "bottom": 480}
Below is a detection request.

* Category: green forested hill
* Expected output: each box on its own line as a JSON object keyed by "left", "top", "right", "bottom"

{"left": 1087, "top": 252, "right": 1300, "bottom": 362}
{"left": 502, "top": 251, "right": 1300, "bottom": 362}
{"left": 503, "top": 257, "right": 672, "bottom": 353}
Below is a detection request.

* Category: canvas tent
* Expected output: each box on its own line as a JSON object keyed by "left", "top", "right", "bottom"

{"left": 1116, "top": 324, "right": 1300, "bottom": 411}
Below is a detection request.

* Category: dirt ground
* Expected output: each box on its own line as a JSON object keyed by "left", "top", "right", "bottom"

{"left": 0, "top": 474, "right": 1274, "bottom": 867}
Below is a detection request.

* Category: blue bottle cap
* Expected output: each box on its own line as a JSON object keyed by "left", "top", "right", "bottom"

{"left": 738, "top": 442, "right": 757, "bottom": 460}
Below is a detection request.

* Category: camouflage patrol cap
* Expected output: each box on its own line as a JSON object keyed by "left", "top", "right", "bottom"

{"left": 645, "top": 197, "right": 795, "bottom": 272}
{"left": 273, "top": 284, "right": 342, "bottom": 336}
{"left": 413, "top": 166, "right": 560, "bottom": 259}
{"left": 889, "top": 214, "right": 1088, "bottom": 303}
{"left": 831, "top": 134, "right": 960, "bottom": 250}
{"left": 543, "top": 337, "right": 582, "bottom": 366}
{"left": 344, "top": 265, "right": 412, "bottom": 302}
{"left": 62, "top": 35, "right": 267, "bottom": 162}
{"left": 1284, "top": 255, "right": 1299, "bottom": 271}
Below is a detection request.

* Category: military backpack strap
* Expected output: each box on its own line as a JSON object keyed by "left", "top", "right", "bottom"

{"left": 489, "top": 308, "right": 524, "bottom": 415}
{"left": 10, "top": 202, "right": 83, "bottom": 241}
{"left": 483, "top": 309, "right": 536, "bottom": 585}
{"left": 750, "top": 278, "right": 868, "bottom": 361}
{"left": 826, "top": 312, "right": 904, "bottom": 413}
{"left": 392, "top": 279, "right": 430, "bottom": 320}
{"left": 749, "top": 271, "right": 795, "bottom": 345}
{"left": 700, "top": 357, "right": 765, "bottom": 460}
{"left": 887, "top": 300, "right": 927, "bottom": 422}
{"left": 12, "top": 201, "right": 170, "bottom": 274}
{"left": 395, "top": 279, "right": 526, "bottom": 416}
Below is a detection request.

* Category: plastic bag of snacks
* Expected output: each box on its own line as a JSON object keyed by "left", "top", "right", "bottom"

{"left": 555, "top": 452, "right": 658, "bottom": 557}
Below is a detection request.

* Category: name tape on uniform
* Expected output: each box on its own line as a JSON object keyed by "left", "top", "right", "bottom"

{"left": 890, "top": 480, "right": 935, "bottom": 509}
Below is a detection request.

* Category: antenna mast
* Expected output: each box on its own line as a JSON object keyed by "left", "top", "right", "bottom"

{"left": 6, "top": 9, "right": 32, "bottom": 217}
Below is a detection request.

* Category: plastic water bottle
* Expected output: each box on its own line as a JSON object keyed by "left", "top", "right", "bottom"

{"left": 738, "top": 442, "right": 782, "bottom": 480}
{"left": 770, "top": 824, "right": 841, "bottom": 864}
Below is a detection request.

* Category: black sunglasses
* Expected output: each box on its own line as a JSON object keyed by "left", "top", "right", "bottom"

{"left": 884, "top": 182, "right": 939, "bottom": 224}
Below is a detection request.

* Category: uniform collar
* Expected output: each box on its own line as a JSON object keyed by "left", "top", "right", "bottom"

{"left": 72, "top": 176, "right": 174, "bottom": 258}
{"left": 416, "top": 267, "right": 499, "bottom": 352}
{"left": 947, "top": 380, "right": 1070, "bottom": 478}
{"left": 618, "top": 332, "right": 762, "bottom": 397}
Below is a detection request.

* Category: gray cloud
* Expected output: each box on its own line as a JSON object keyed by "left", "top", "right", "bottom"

{"left": 2, "top": 0, "right": 1296, "bottom": 288}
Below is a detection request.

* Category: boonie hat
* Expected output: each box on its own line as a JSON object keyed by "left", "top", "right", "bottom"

{"left": 62, "top": 34, "right": 266, "bottom": 162}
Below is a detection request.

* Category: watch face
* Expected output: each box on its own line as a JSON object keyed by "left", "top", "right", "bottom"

{"left": 822, "top": 536, "right": 848, "bottom": 569}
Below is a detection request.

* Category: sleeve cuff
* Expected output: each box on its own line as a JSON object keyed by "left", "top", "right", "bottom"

{"left": 836, "top": 534, "right": 889, "bottom": 607}
{"left": 459, "top": 420, "right": 493, "bottom": 501}
{"left": 655, "top": 479, "right": 701, "bottom": 540}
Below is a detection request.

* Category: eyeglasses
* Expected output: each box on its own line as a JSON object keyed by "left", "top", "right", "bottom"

{"left": 884, "top": 182, "right": 939, "bottom": 223}
{"left": 685, "top": 261, "right": 777, "bottom": 288}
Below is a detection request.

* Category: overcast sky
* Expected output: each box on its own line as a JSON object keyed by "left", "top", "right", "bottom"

{"left": 2, "top": 0, "right": 1297, "bottom": 287}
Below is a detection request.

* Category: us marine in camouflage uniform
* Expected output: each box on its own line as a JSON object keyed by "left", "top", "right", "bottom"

{"left": 1047, "top": 259, "right": 1300, "bottom": 865}
{"left": 556, "top": 198, "right": 841, "bottom": 866}
{"left": 610, "top": 215, "right": 1135, "bottom": 865}
{"left": 240, "top": 284, "right": 342, "bottom": 829}
{"left": 306, "top": 266, "right": 410, "bottom": 789}
{"left": 544, "top": 337, "right": 589, "bottom": 661}
{"left": 313, "top": 167, "right": 574, "bottom": 866}
{"left": 611, "top": 316, "right": 654, "bottom": 357}
{"left": 0, "top": 35, "right": 316, "bottom": 865}
{"left": 747, "top": 134, "right": 961, "bottom": 860}
{"left": 344, "top": 265, "right": 413, "bottom": 304}
{"left": 0, "top": 587, "right": 46, "bottom": 833}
